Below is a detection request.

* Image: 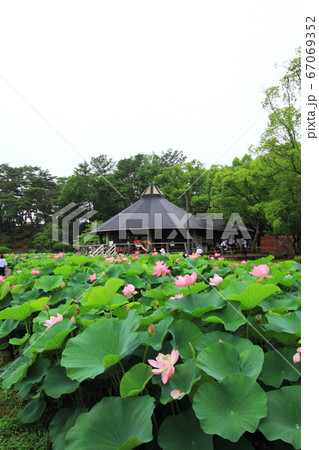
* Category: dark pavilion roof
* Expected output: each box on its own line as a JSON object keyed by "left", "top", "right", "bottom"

{"left": 92, "top": 183, "right": 225, "bottom": 234}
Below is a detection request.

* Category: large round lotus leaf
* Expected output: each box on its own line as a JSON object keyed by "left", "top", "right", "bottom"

{"left": 169, "top": 319, "right": 203, "bottom": 359}
{"left": 259, "top": 385, "right": 301, "bottom": 449}
{"left": 14, "top": 357, "right": 50, "bottom": 398}
{"left": 43, "top": 365, "right": 79, "bottom": 398}
{"left": 193, "top": 374, "right": 267, "bottom": 442}
{"left": 61, "top": 313, "right": 140, "bottom": 382}
{"left": 120, "top": 363, "right": 152, "bottom": 397}
{"left": 258, "top": 347, "right": 301, "bottom": 387}
{"left": 266, "top": 311, "right": 301, "bottom": 336}
{"left": 166, "top": 292, "right": 225, "bottom": 318}
{"left": 139, "top": 317, "right": 173, "bottom": 350}
{"left": 228, "top": 283, "right": 280, "bottom": 310}
{"left": 34, "top": 275, "right": 64, "bottom": 292}
{"left": 197, "top": 331, "right": 253, "bottom": 353}
{"left": 18, "top": 398, "right": 46, "bottom": 424}
{"left": 0, "top": 296, "right": 50, "bottom": 321}
{"left": 158, "top": 408, "right": 213, "bottom": 449}
{"left": 28, "top": 319, "right": 75, "bottom": 353}
{"left": 49, "top": 405, "right": 87, "bottom": 450}
{"left": 203, "top": 301, "right": 246, "bottom": 331}
{"left": 65, "top": 396, "right": 155, "bottom": 450}
{"left": 196, "top": 341, "right": 264, "bottom": 381}
{"left": 1, "top": 355, "right": 35, "bottom": 390}
{"left": 152, "top": 359, "right": 200, "bottom": 405}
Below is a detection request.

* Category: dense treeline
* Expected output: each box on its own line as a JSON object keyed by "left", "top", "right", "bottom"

{"left": 0, "top": 50, "right": 300, "bottom": 252}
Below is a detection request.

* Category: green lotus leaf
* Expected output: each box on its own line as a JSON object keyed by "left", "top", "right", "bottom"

{"left": 1, "top": 354, "right": 36, "bottom": 389}
{"left": 34, "top": 275, "right": 64, "bottom": 292}
{"left": 0, "top": 296, "right": 50, "bottom": 321}
{"left": 259, "top": 347, "right": 301, "bottom": 387}
{"left": 28, "top": 319, "right": 75, "bottom": 353}
{"left": 260, "top": 293, "right": 300, "bottom": 313}
{"left": 166, "top": 292, "right": 225, "bottom": 318}
{"left": 9, "top": 333, "right": 30, "bottom": 345}
{"left": 219, "top": 279, "right": 249, "bottom": 298}
{"left": 259, "top": 385, "right": 301, "bottom": 449}
{"left": 82, "top": 277, "right": 124, "bottom": 308}
{"left": 14, "top": 357, "right": 50, "bottom": 398}
{"left": 65, "top": 396, "right": 155, "bottom": 450}
{"left": 53, "top": 265, "right": 76, "bottom": 276}
{"left": 142, "top": 288, "right": 168, "bottom": 300}
{"left": 139, "top": 317, "right": 173, "bottom": 350}
{"left": 18, "top": 397, "right": 46, "bottom": 423}
{"left": 266, "top": 311, "right": 301, "bottom": 336}
{"left": 43, "top": 365, "right": 79, "bottom": 398}
{"left": 228, "top": 283, "right": 280, "bottom": 310}
{"left": 279, "top": 272, "right": 301, "bottom": 287}
{"left": 124, "top": 274, "right": 146, "bottom": 289}
{"left": 197, "top": 331, "right": 253, "bottom": 353}
{"left": 139, "top": 309, "right": 170, "bottom": 327}
{"left": 193, "top": 374, "right": 267, "bottom": 442}
{"left": 70, "top": 272, "right": 90, "bottom": 285}
{"left": 169, "top": 319, "right": 203, "bottom": 359}
{"left": 0, "top": 281, "right": 10, "bottom": 300}
{"left": 204, "top": 301, "right": 246, "bottom": 331}
{"left": 61, "top": 312, "right": 140, "bottom": 382}
{"left": 0, "top": 319, "right": 19, "bottom": 338}
{"left": 196, "top": 341, "right": 264, "bottom": 381}
{"left": 120, "top": 363, "right": 152, "bottom": 397}
{"left": 158, "top": 407, "right": 213, "bottom": 449}
{"left": 49, "top": 405, "right": 87, "bottom": 450}
{"left": 153, "top": 359, "right": 200, "bottom": 405}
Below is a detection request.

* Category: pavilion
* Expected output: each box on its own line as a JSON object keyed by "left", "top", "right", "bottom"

{"left": 91, "top": 183, "right": 229, "bottom": 254}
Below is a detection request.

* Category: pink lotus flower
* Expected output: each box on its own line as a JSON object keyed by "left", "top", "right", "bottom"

{"left": 174, "top": 272, "right": 197, "bottom": 287}
{"left": 122, "top": 257, "right": 128, "bottom": 262}
{"left": 135, "top": 251, "right": 140, "bottom": 254}
{"left": 148, "top": 350, "right": 179, "bottom": 384}
{"left": 44, "top": 313, "right": 63, "bottom": 328}
{"left": 89, "top": 273, "right": 97, "bottom": 282}
{"left": 147, "top": 323, "right": 155, "bottom": 336}
{"left": 133, "top": 255, "right": 139, "bottom": 260}
{"left": 170, "top": 389, "right": 185, "bottom": 399}
{"left": 0, "top": 276, "right": 5, "bottom": 282}
{"left": 212, "top": 266, "right": 220, "bottom": 269}
{"left": 209, "top": 274, "right": 223, "bottom": 286}
{"left": 249, "top": 264, "right": 273, "bottom": 282}
{"left": 188, "top": 252, "right": 199, "bottom": 259}
{"left": 116, "top": 259, "right": 122, "bottom": 263}
{"left": 293, "top": 347, "right": 301, "bottom": 364}
{"left": 152, "top": 261, "right": 171, "bottom": 277}
{"left": 30, "top": 270, "right": 40, "bottom": 275}
{"left": 169, "top": 293, "right": 184, "bottom": 300}
{"left": 241, "top": 260, "right": 248, "bottom": 264}
{"left": 152, "top": 252, "right": 158, "bottom": 256}
{"left": 10, "top": 285, "right": 15, "bottom": 289}
{"left": 218, "top": 257, "right": 224, "bottom": 260}
{"left": 122, "top": 284, "right": 137, "bottom": 297}
{"left": 214, "top": 253, "right": 220, "bottom": 257}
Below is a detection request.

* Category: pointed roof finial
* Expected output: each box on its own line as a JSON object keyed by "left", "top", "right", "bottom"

{"left": 141, "top": 183, "right": 165, "bottom": 197}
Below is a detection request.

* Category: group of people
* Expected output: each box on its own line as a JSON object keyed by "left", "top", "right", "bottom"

{"left": 219, "top": 238, "right": 248, "bottom": 255}
{"left": 135, "top": 237, "right": 248, "bottom": 256}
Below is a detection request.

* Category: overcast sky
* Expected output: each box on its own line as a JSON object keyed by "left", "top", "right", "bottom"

{"left": 0, "top": 0, "right": 301, "bottom": 177}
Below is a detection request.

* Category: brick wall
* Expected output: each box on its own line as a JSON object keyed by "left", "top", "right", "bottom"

{"left": 260, "top": 236, "right": 295, "bottom": 254}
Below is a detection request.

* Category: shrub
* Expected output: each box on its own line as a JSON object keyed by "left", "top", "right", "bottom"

{"left": 0, "top": 247, "right": 10, "bottom": 254}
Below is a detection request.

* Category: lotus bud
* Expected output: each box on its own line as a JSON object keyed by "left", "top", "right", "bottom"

{"left": 148, "top": 323, "right": 155, "bottom": 336}
{"left": 126, "top": 304, "right": 130, "bottom": 311}
{"left": 44, "top": 304, "right": 50, "bottom": 311}
{"left": 76, "top": 308, "right": 80, "bottom": 314}
{"left": 70, "top": 315, "right": 76, "bottom": 324}
{"left": 61, "top": 281, "right": 65, "bottom": 288}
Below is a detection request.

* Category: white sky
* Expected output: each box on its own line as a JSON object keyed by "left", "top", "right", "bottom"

{"left": 0, "top": 0, "right": 301, "bottom": 177}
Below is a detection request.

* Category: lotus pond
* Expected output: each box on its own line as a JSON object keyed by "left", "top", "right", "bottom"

{"left": 0, "top": 251, "right": 301, "bottom": 449}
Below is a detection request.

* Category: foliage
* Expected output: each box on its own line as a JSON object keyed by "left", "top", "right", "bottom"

{"left": 0, "top": 252, "right": 301, "bottom": 449}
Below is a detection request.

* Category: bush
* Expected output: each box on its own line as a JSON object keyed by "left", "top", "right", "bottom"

{"left": 51, "top": 242, "right": 73, "bottom": 252}
{"left": 0, "top": 247, "right": 10, "bottom": 254}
